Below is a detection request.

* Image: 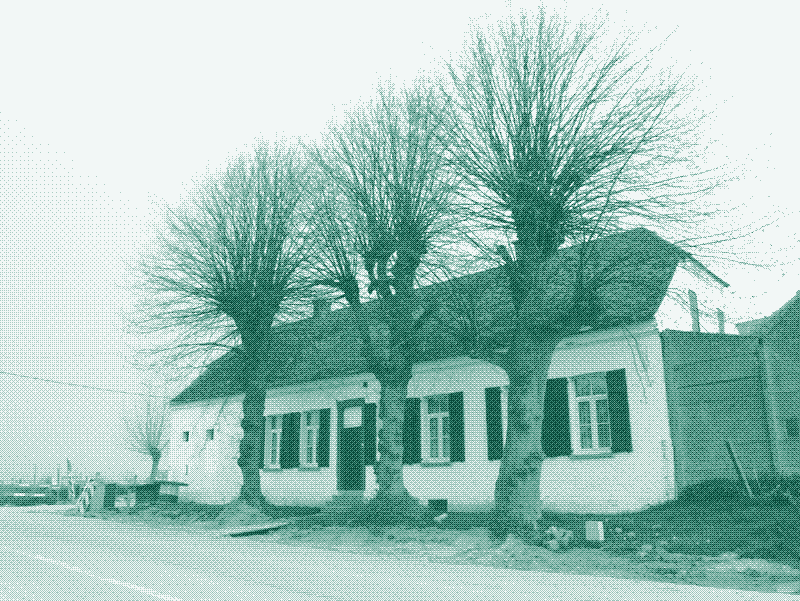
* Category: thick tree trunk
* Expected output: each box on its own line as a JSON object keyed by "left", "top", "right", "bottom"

{"left": 374, "top": 377, "right": 413, "bottom": 503}
{"left": 235, "top": 338, "right": 270, "bottom": 511}
{"left": 371, "top": 270, "right": 418, "bottom": 516}
{"left": 148, "top": 450, "right": 162, "bottom": 482}
{"left": 237, "top": 374, "right": 268, "bottom": 510}
{"left": 494, "top": 327, "right": 561, "bottom": 534}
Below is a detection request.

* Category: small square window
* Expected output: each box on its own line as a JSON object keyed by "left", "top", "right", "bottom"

{"left": 206, "top": 428, "right": 214, "bottom": 441}
{"left": 182, "top": 431, "right": 190, "bottom": 442}
{"left": 786, "top": 417, "right": 799, "bottom": 438}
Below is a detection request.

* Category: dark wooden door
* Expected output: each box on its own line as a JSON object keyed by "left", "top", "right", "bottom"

{"left": 337, "top": 398, "right": 365, "bottom": 491}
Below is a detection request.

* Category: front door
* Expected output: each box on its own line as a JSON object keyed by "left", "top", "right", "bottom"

{"left": 337, "top": 398, "right": 365, "bottom": 491}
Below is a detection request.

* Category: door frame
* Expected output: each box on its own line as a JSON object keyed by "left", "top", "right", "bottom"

{"left": 337, "top": 397, "right": 366, "bottom": 491}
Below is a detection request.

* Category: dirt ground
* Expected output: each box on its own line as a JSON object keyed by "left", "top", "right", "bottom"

{"left": 67, "top": 504, "right": 800, "bottom": 595}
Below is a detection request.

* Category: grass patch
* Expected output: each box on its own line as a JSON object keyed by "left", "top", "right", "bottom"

{"left": 432, "top": 477, "right": 800, "bottom": 568}
{"left": 530, "top": 477, "right": 800, "bottom": 568}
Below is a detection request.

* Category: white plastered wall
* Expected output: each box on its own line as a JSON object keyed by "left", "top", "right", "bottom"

{"left": 169, "top": 395, "right": 243, "bottom": 504}
{"left": 169, "top": 322, "right": 676, "bottom": 514}
{"left": 656, "top": 260, "right": 738, "bottom": 334}
{"left": 540, "top": 321, "right": 676, "bottom": 513}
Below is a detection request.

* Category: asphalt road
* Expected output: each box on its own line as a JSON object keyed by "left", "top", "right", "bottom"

{"left": 0, "top": 506, "right": 795, "bottom": 601}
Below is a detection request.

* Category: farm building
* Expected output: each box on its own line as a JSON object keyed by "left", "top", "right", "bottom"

{"left": 165, "top": 228, "right": 775, "bottom": 514}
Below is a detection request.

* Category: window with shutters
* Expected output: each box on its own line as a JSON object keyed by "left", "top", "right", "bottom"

{"left": 568, "top": 370, "right": 632, "bottom": 455}
{"left": 417, "top": 392, "right": 465, "bottom": 464}
{"left": 300, "top": 410, "right": 320, "bottom": 467}
{"left": 542, "top": 369, "right": 631, "bottom": 458}
{"left": 265, "top": 409, "right": 330, "bottom": 470}
{"left": 265, "top": 415, "right": 282, "bottom": 469}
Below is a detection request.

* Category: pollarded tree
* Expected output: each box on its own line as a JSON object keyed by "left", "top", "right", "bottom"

{"left": 446, "top": 10, "right": 721, "bottom": 534}
{"left": 120, "top": 391, "right": 170, "bottom": 482}
{"left": 133, "top": 139, "right": 315, "bottom": 511}
{"left": 309, "top": 78, "right": 460, "bottom": 516}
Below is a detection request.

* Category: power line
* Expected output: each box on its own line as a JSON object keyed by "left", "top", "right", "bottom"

{"left": 0, "top": 369, "right": 170, "bottom": 398}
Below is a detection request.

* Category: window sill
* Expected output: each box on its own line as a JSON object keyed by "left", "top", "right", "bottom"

{"left": 262, "top": 466, "right": 282, "bottom": 472}
{"left": 569, "top": 451, "right": 613, "bottom": 460}
{"left": 298, "top": 465, "right": 321, "bottom": 471}
{"left": 421, "top": 460, "right": 452, "bottom": 467}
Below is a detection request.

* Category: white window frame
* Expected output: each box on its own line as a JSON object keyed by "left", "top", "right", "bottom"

{"left": 569, "top": 372, "right": 612, "bottom": 455}
{"left": 265, "top": 415, "right": 282, "bottom": 469}
{"left": 422, "top": 394, "right": 450, "bottom": 463}
{"left": 300, "top": 410, "right": 320, "bottom": 467}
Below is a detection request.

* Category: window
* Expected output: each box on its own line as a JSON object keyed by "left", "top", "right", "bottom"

{"left": 542, "top": 369, "right": 632, "bottom": 458}
{"left": 408, "top": 392, "right": 464, "bottom": 464}
{"left": 425, "top": 394, "right": 450, "bottom": 461}
{"left": 572, "top": 372, "right": 611, "bottom": 452}
{"left": 205, "top": 428, "right": 214, "bottom": 441}
{"left": 182, "top": 431, "right": 190, "bottom": 442}
{"left": 264, "top": 409, "right": 331, "bottom": 470}
{"left": 265, "top": 415, "right": 282, "bottom": 468}
{"left": 300, "top": 410, "right": 320, "bottom": 466}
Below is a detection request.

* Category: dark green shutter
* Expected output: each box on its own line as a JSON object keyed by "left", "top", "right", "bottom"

{"left": 363, "top": 403, "right": 377, "bottom": 466}
{"left": 402, "top": 398, "right": 421, "bottom": 464}
{"left": 448, "top": 392, "right": 465, "bottom": 462}
{"left": 485, "top": 387, "right": 503, "bottom": 460}
{"left": 542, "top": 378, "right": 571, "bottom": 457}
{"left": 317, "top": 408, "right": 331, "bottom": 468}
{"left": 258, "top": 415, "right": 265, "bottom": 468}
{"left": 607, "top": 369, "right": 632, "bottom": 453}
{"left": 279, "top": 412, "right": 300, "bottom": 469}
{"left": 263, "top": 415, "right": 273, "bottom": 469}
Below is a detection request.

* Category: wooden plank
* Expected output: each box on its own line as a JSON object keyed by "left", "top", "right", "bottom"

{"left": 726, "top": 439, "right": 754, "bottom": 498}
{"left": 218, "top": 517, "right": 300, "bottom": 537}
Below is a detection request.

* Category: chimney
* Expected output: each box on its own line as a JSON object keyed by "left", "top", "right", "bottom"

{"left": 717, "top": 309, "right": 725, "bottom": 334}
{"left": 688, "top": 290, "right": 700, "bottom": 332}
{"left": 312, "top": 294, "right": 331, "bottom": 318}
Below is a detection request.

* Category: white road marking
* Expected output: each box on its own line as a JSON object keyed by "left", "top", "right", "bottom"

{"left": 1, "top": 546, "right": 182, "bottom": 601}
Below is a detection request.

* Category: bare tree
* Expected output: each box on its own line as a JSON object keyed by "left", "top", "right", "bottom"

{"left": 133, "top": 138, "right": 315, "bottom": 511}
{"left": 310, "top": 78, "right": 460, "bottom": 515}
{"left": 121, "top": 393, "right": 169, "bottom": 482}
{"left": 446, "top": 9, "right": 721, "bottom": 534}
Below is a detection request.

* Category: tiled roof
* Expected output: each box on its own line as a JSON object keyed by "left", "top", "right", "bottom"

{"left": 170, "top": 228, "right": 697, "bottom": 405}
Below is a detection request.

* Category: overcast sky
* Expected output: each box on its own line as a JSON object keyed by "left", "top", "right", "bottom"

{"left": 0, "top": 1, "right": 797, "bottom": 482}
